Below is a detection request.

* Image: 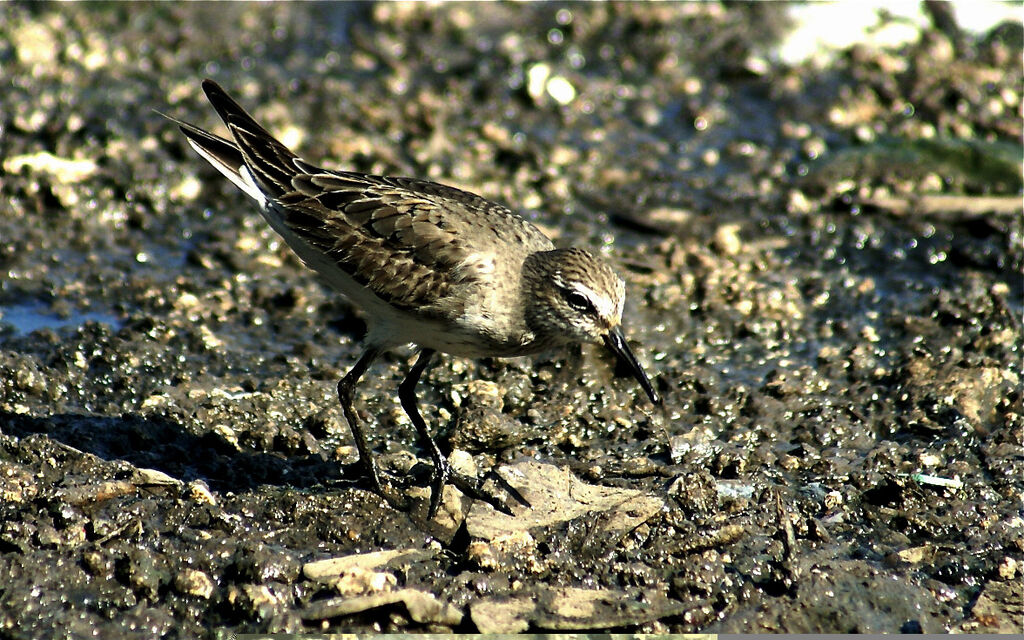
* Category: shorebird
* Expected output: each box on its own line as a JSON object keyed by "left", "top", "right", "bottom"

{"left": 166, "top": 79, "right": 660, "bottom": 518}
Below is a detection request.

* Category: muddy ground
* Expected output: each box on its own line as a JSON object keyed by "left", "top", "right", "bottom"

{"left": 1, "top": 3, "right": 1021, "bottom": 637}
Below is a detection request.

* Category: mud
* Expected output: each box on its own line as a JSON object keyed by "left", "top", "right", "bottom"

{"left": 1, "top": 3, "right": 1021, "bottom": 636}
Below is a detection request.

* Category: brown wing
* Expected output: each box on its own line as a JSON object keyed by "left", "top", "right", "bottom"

{"left": 192, "top": 79, "right": 553, "bottom": 311}
{"left": 274, "top": 169, "right": 552, "bottom": 311}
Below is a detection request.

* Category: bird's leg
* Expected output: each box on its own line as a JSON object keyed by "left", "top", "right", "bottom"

{"left": 398, "top": 349, "right": 529, "bottom": 518}
{"left": 337, "top": 346, "right": 405, "bottom": 507}
{"left": 397, "top": 349, "right": 450, "bottom": 516}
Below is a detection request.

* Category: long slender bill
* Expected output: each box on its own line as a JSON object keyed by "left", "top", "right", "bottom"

{"left": 602, "top": 325, "right": 660, "bottom": 405}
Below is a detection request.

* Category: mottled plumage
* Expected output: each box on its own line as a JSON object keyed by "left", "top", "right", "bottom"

{"left": 166, "top": 79, "right": 659, "bottom": 518}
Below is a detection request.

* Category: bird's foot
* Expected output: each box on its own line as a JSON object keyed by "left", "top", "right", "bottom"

{"left": 344, "top": 456, "right": 530, "bottom": 519}
{"left": 420, "top": 458, "right": 531, "bottom": 519}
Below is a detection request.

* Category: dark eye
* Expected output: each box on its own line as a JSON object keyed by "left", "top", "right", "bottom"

{"left": 564, "top": 290, "right": 592, "bottom": 313}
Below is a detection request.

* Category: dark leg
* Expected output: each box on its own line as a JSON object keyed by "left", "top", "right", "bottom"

{"left": 397, "top": 349, "right": 449, "bottom": 516}
{"left": 337, "top": 346, "right": 388, "bottom": 495}
{"left": 398, "top": 349, "right": 529, "bottom": 518}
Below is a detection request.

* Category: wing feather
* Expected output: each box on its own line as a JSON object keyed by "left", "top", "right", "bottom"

{"left": 171, "top": 80, "right": 556, "bottom": 314}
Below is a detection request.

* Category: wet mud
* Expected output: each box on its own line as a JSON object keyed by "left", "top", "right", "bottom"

{"left": 1, "top": 3, "right": 1021, "bottom": 636}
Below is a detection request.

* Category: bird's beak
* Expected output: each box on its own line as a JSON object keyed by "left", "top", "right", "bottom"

{"left": 602, "top": 325, "right": 660, "bottom": 405}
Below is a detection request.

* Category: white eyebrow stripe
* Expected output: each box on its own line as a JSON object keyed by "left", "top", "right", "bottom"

{"left": 569, "top": 281, "right": 617, "bottom": 321}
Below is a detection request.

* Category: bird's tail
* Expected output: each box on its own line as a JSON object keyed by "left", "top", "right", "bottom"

{"left": 160, "top": 79, "right": 301, "bottom": 204}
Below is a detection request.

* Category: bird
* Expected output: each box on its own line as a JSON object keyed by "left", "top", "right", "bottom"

{"left": 164, "top": 79, "right": 660, "bottom": 518}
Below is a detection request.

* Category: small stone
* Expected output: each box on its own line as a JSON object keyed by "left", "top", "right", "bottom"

{"left": 997, "top": 556, "right": 1017, "bottom": 580}
{"left": 546, "top": 76, "right": 576, "bottom": 105}
{"left": 174, "top": 569, "right": 214, "bottom": 599}
{"left": 712, "top": 224, "right": 743, "bottom": 256}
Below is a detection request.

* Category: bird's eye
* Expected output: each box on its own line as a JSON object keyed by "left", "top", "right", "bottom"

{"left": 564, "top": 290, "right": 592, "bottom": 313}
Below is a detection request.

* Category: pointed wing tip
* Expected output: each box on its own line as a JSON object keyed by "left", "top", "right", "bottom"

{"left": 201, "top": 78, "right": 223, "bottom": 96}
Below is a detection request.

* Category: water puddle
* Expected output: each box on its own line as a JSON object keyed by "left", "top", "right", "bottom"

{"left": 0, "top": 302, "right": 123, "bottom": 335}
